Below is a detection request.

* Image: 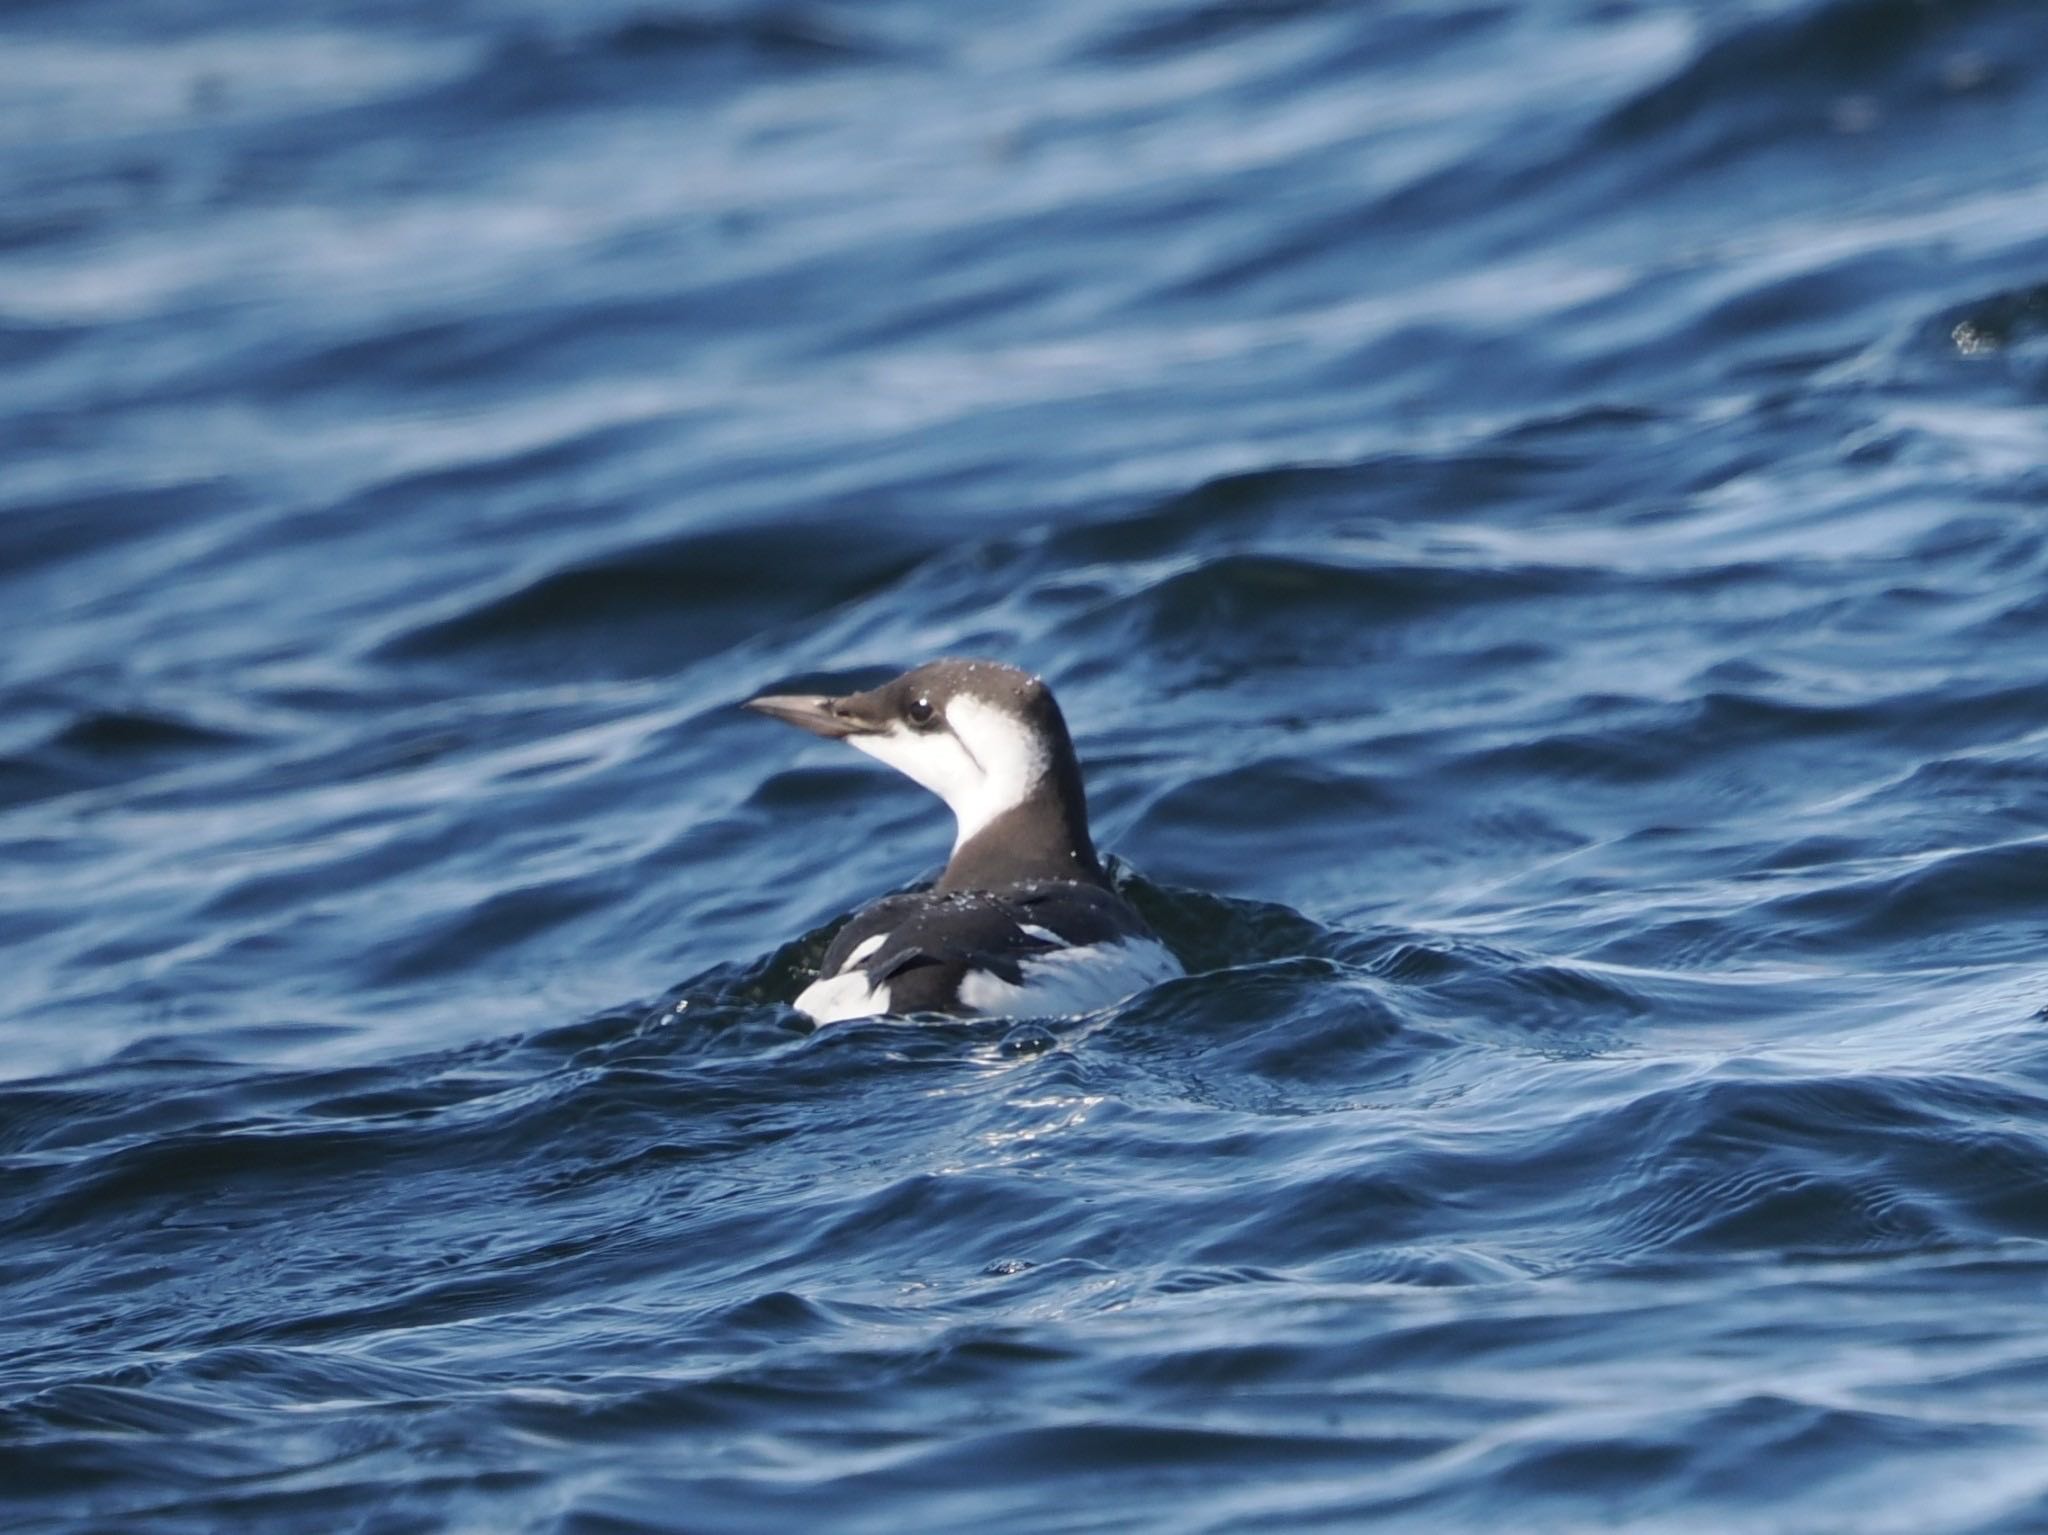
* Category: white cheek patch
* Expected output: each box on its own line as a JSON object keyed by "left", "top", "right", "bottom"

{"left": 939, "top": 695, "right": 1048, "bottom": 847}
{"left": 848, "top": 728, "right": 986, "bottom": 828}
{"left": 848, "top": 697, "right": 1048, "bottom": 850}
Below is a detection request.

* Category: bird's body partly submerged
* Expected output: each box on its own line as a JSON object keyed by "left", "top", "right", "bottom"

{"left": 745, "top": 659, "right": 1182, "bottom": 1023}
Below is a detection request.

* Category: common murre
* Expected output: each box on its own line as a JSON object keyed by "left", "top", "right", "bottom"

{"left": 745, "top": 659, "right": 1184, "bottom": 1023}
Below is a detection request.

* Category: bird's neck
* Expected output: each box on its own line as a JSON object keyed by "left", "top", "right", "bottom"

{"left": 937, "top": 774, "right": 1104, "bottom": 892}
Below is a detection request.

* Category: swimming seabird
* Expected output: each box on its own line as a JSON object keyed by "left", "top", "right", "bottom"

{"left": 746, "top": 659, "right": 1183, "bottom": 1022}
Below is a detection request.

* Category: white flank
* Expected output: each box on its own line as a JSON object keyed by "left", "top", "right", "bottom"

{"left": 955, "top": 937, "right": 1183, "bottom": 1019}
{"left": 794, "top": 968, "right": 891, "bottom": 1024}
{"left": 847, "top": 695, "right": 1048, "bottom": 851}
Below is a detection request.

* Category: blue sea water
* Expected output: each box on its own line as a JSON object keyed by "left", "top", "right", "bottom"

{"left": 5, "top": 0, "right": 2048, "bottom": 1528}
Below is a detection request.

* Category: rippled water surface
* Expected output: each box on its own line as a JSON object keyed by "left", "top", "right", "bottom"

{"left": 7, "top": 0, "right": 2048, "bottom": 1529}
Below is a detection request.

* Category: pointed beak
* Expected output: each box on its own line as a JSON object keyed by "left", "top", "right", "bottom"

{"left": 743, "top": 692, "right": 883, "bottom": 740}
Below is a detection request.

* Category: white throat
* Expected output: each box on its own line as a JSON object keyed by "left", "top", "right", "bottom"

{"left": 848, "top": 694, "right": 1049, "bottom": 850}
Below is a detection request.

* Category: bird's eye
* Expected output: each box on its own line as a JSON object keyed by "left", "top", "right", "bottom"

{"left": 905, "top": 696, "right": 937, "bottom": 730}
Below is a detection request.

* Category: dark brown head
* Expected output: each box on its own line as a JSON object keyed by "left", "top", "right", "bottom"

{"left": 746, "top": 659, "right": 1101, "bottom": 887}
